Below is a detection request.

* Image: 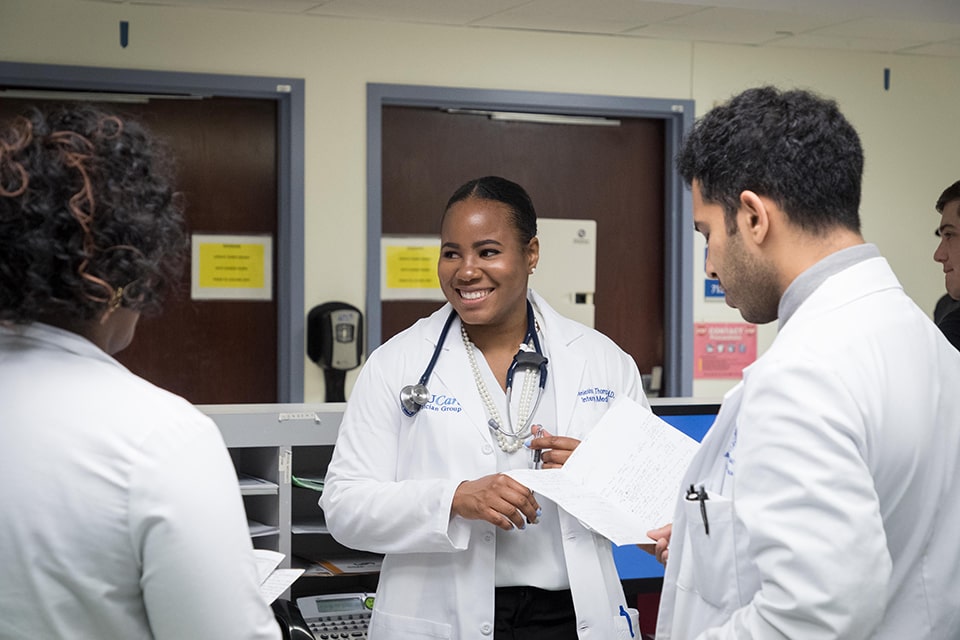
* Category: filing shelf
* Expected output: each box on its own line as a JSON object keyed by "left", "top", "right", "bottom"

{"left": 198, "top": 402, "right": 380, "bottom": 599}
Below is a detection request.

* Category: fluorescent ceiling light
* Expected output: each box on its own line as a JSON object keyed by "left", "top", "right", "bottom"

{"left": 0, "top": 89, "right": 207, "bottom": 103}
{"left": 445, "top": 108, "right": 620, "bottom": 127}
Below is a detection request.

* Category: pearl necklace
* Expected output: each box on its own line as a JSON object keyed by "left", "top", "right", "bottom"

{"left": 461, "top": 323, "right": 540, "bottom": 453}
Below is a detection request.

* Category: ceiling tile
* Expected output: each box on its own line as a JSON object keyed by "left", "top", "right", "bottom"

{"left": 809, "top": 17, "right": 960, "bottom": 41}
{"left": 676, "top": 0, "right": 960, "bottom": 24}
{"left": 657, "top": 6, "right": 840, "bottom": 35}
{"left": 625, "top": 7, "right": 841, "bottom": 45}
{"left": 131, "top": 0, "right": 328, "bottom": 11}
{"left": 765, "top": 33, "right": 931, "bottom": 53}
{"left": 473, "top": 0, "right": 703, "bottom": 34}
{"left": 304, "top": 0, "right": 528, "bottom": 25}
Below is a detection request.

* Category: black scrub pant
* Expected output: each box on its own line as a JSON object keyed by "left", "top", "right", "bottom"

{"left": 494, "top": 586, "right": 579, "bottom": 640}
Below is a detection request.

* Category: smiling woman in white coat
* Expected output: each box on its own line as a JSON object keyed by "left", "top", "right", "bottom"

{"left": 322, "top": 176, "right": 648, "bottom": 640}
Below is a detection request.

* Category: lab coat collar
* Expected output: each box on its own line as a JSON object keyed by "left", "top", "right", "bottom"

{"left": 740, "top": 255, "right": 899, "bottom": 383}
{"left": 778, "top": 254, "right": 900, "bottom": 337}
{"left": 778, "top": 243, "right": 880, "bottom": 330}
{"left": 0, "top": 321, "right": 123, "bottom": 369}
{"left": 527, "top": 288, "right": 587, "bottom": 349}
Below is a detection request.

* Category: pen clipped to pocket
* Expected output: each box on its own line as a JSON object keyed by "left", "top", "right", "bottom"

{"left": 686, "top": 484, "right": 710, "bottom": 535}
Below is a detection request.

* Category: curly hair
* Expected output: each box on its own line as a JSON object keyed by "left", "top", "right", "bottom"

{"left": 677, "top": 86, "right": 863, "bottom": 236}
{"left": 0, "top": 103, "right": 187, "bottom": 324}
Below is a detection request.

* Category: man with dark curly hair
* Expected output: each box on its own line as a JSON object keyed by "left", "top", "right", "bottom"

{"left": 647, "top": 87, "right": 960, "bottom": 639}
{"left": 0, "top": 104, "right": 280, "bottom": 639}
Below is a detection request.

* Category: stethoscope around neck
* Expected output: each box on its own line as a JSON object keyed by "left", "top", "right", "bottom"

{"left": 399, "top": 301, "right": 548, "bottom": 441}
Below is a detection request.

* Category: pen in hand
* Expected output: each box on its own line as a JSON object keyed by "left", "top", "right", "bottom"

{"left": 531, "top": 424, "right": 544, "bottom": 469}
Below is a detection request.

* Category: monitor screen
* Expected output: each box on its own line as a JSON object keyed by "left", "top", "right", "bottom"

{"left": 612, "top": 399, "right": 720, "bottom": 591}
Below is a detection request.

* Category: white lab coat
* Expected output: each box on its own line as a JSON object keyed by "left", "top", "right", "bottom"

{"left": 657, "top": 256, "right": 960, "bottom": 639}
{"left": 0, "top": 323, "right": 279, "bottom": 640}
{"left": 322, "top": 290, "right": 648, "bottom": 640}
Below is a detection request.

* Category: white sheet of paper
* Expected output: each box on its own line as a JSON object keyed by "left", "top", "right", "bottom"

{"left": 258, "top": 568, "right": 305, "bottom": 605}
{"left": 253, "top": 548, "right": 285, "bottom": 584}
{"left": 506, "top": 396, "right": 699, "bottom": 545}
{"left": 253, "top": 548, "right": 304, "bottom": 604}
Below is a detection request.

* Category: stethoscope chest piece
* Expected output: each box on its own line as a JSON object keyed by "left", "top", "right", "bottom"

{"left": 399, "top": 383, "right": 431, "bottom": 417}
{"left": 399, "top": 310, "right": 458, "bottom": 417}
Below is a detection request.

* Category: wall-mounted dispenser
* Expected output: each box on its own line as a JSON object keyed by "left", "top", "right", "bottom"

{"left": 307, "top": 302, "right": 363, "bottom": 402}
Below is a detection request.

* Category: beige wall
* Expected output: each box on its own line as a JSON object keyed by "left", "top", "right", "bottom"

{"left": 3, "top": 0, "right": 956, "bottom": 401}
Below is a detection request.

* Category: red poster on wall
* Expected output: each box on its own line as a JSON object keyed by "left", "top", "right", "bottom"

{"left": 694, "top": 322, "right": 758, "bottom": 379}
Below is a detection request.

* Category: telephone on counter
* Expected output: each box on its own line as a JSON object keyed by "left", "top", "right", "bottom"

{"left": 296, "top": 592, "right": 375, "bottom": 639}
{"left": 272, "top": 599, "right": 316, "bottom": 640}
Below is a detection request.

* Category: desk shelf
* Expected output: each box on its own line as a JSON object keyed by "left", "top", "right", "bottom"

{"left": 199, "top": 403, "right": 380, "bottom": 600}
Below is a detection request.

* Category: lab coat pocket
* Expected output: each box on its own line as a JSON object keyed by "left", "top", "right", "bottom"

{"left": 368, "top": 609, "right": 452, "bottom": 639}
{"left": 613, "top": 606, "right": 640, "bottom": 639}
{"left": 681, "top": 490, "right": 738, "bottom": 611}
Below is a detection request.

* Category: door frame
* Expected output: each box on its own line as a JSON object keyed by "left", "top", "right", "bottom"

{"left": 366, "top": 83, "right": 694, "bottom": 396}
{"left": 0, "top": 61, "right": 305, "bottom": 402}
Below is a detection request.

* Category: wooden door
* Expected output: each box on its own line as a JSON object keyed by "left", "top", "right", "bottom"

{"left": 0, "top": 96, "right": 279, "bottom": 404}
{"left": 380, "top": 106, "right": 665, "bottom": 375}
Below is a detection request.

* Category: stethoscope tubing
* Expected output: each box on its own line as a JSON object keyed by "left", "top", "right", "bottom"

{"left": 400, "top": 301, "right": 547, "bottom": 431}
{"left": 419, "top": 309, "right": 457, "bottom": 387}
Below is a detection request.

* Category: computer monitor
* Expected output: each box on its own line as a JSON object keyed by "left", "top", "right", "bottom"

{"left": 612, "top": 398, "right": 721, "bottom": 594}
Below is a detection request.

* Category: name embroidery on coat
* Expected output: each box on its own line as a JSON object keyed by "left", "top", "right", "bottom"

{"left": 577, "top": 387, "right": 616, "bottom": 403}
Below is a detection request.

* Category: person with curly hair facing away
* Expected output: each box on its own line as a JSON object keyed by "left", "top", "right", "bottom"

{"left": 0, "top": 104, "right": 280, "bottom": 640}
